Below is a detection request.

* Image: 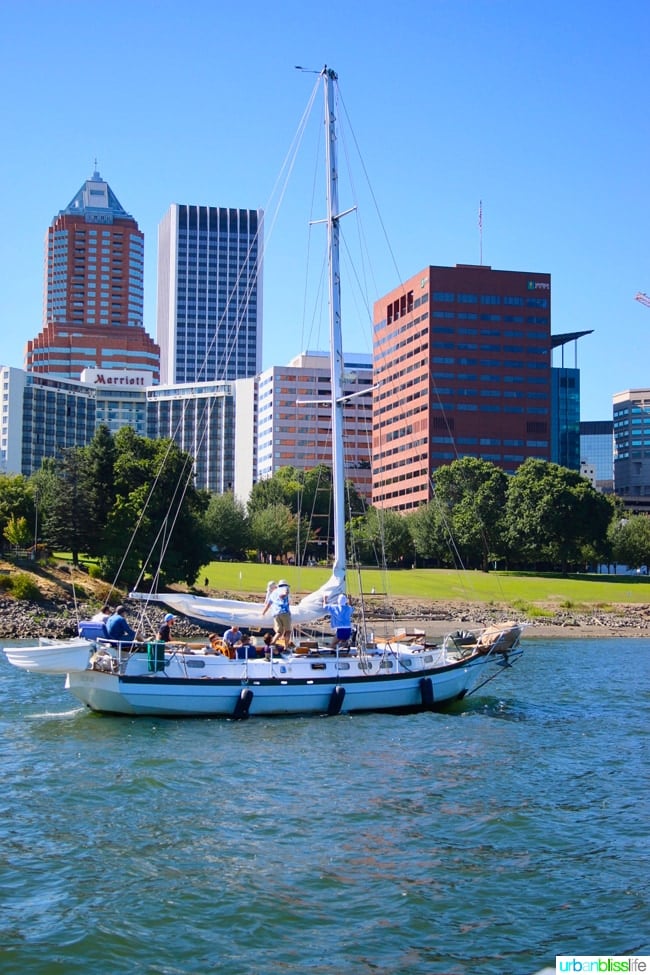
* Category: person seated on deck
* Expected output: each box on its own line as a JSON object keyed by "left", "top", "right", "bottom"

{"left": 156, "top": 613, "right": 178, "bottom": 643}
{"left": 105, "top": 605, "right": 137, "bottom": 644}
{"left": 91, "top": 604, "right": 111, "bottom": 624}
{"left": 223, "top": 624, "right": 241, "bottom": 651}
{"left": 261, "top": 632, "right": 275, "bottom": 656}
{"left": 234, "top": 632, "right": 255, "bottom": 659}
{"left": 322, "top": 594, "right": 354, "bottom": 649}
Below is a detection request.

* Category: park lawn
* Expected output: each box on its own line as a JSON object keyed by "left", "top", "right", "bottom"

{"left": 201, "top": 562, "right": 650, "bottom": 609}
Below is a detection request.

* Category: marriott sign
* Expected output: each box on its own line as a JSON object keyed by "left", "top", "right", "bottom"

{"left": 80, "top": 369, "right": 154, "bottom": 388}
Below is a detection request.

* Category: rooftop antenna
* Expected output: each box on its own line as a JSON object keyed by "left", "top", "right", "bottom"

{"left": 478, "top": 199, "right": 483, "bottom": 265}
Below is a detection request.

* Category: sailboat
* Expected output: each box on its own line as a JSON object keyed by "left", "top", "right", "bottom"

{"left": 3, "top": 67, "right": 523, "bottom": 717}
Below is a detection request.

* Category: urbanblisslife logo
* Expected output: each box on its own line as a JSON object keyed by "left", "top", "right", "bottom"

{"left": 556, "top": 958, "right": 649, "bottom": 973}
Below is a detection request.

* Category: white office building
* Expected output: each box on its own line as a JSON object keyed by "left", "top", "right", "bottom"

{"left": 257, "top": 351, "right": 373, "bottom": 500}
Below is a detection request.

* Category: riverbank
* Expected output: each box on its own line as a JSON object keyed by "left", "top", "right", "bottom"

{"left": 2, "top": 558, "right": 650, "bottom": 641}
{"left": 2, "top": 592, "right": 650, "bottom": 641}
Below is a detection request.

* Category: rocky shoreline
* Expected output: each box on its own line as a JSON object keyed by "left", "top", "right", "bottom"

{"left": 2, "top": 593, "right": 650, "bottom": 642}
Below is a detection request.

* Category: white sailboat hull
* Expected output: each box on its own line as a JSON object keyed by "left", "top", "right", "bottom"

{"left": 64, "top": 634, "right": 521, "bottom": 717}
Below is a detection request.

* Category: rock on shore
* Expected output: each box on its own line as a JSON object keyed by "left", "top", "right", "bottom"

{"left": 2, "top": 593, "right": 650, "bottom": 641}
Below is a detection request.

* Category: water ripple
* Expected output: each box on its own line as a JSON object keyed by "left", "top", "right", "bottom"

{"left": 0, "top": 639, "right": 649, "bottom": 974}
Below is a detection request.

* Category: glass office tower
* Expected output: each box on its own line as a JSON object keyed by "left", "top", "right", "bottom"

{"left": 157, "top": 205, "right": 263, "bottom": 385}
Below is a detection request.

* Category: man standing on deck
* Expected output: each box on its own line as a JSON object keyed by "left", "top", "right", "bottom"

{"left": 322, "top": 594, "right": 354, "bottom": 649}
{"left": 263, "top": 580, "right": 292, "bottom": 647}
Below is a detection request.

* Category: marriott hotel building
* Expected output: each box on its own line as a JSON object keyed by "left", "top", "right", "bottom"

{"left": 372, "top": 264, "right": 552, "bottom": 511}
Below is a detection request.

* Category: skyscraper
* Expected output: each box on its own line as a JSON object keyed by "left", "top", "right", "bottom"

{"left": 26, "top": 170, "right": 159, "bottom": 380}
{"left": 373, "top": 264, "right": 552, "bottom": 510}
{"left": 157, "top": 204, "right": 263, "bottom": 385}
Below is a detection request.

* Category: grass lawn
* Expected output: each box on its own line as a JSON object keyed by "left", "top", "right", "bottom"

{"left": 200, "top": 562, "right": 650, "bottom": 610}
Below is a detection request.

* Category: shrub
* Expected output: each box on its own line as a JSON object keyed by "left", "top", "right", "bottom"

{"left": 10, "top": 573, "right": 42, "bottom": 601}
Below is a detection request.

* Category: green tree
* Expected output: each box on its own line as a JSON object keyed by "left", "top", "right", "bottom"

{"left": 250, "top": 503, "right": 297, "bottom": 560}
{"left": 609, "top": 514, "right": 650, "bottom": 570}
{"left": 43, "top": 447, "right": 93, "bottom": 564}
{"left": 30, "top": 460, "right": 60, "bottom": 552}
{"left": 84, "top": 424, "right": 117, "bottom": 554}
{"left": 0, "top": 473, "right": 33, "bottom": 543}
{"left": 432, "top": 458, "right": 509, "bottom": 570}
{"left": 99, "top": 428, "right": 211, "bottom": 586}
{"left": 505, "top": 459, "right": 615, "bottom": 571}
{"left": 247, "top": 468, "right": 300, "bottom": 516}
{"left": 350, "top": 507, "right": 414, "bottom": 566}
{"left": 205, "top": 491, "right": 250, "bottom": 560}
{"left": 248, "top": 465, "right": 365, "bottom": 562}
{"left": 406, "top": 501, "right": 452, "bottom": 567}
{"left": 3, "top": 515, "right": 32, "bottom": 551}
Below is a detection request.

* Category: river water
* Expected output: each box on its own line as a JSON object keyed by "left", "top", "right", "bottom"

{"left": 1, "top": 637, "right": 648, "bottom": 975}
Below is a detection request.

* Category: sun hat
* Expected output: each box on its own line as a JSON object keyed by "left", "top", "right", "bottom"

{"left": 278, "top": 579, "right": 289, "bottom": 587}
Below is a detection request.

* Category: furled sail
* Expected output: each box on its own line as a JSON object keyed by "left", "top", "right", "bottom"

{"left": 130, "top": 568, "right": 345, "bottom": 630}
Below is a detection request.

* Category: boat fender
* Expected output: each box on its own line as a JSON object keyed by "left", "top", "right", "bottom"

{"left": 327, "top": 684, "right": 346, "bottom": 716}
{"left": 420, "top": 676, "right": 434, "bottom": 710}
{"left": 233, "top": 687, "right": 254, "bottom": 720}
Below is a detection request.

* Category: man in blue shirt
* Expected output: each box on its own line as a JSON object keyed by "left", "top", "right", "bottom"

{"left": 263, "top": 580, "right": 292, "bottom": 647}
{"left": 106, "top": 606, "right": 137, "bottom": 643}
{"left": 323, "top": 594, "right": 354, "bottom": 649}
{"left": 223, "top": 624, "right": 241, "bottom": 650}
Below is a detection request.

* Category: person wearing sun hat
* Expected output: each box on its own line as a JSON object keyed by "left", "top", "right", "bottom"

{"left": 263, "top": 579, "right": 292, "bottom": 647}
{"left": 156, "top": 612, "right": 178, "bottom": 643}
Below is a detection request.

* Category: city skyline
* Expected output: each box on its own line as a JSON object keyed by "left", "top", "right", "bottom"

{"left": 1, "top": 0, "right": 648, "bottom": 423}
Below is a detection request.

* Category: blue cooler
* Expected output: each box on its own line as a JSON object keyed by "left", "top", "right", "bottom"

{"left": 78, "top": 621, "right": 108, "bottom": 640}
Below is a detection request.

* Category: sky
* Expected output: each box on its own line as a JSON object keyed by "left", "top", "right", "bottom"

{"left": 1, "top": 0, "right": 649, "bottom": 421}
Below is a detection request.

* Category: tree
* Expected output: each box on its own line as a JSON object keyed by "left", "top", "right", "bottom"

{"left": 406, "top": 501, "right": 452, "bottom": 567}
{"left": 609, "top": 514, "right": 650, "bottom": 570}
{"left": 247, "top": 468, "right": 300, "bottom": 516}
{"left": 350, "top": 507, "right": 414, "bottom": 566}
{"left": 30, "top": 460, "right": 61, "bottom": 554}
{"left": 3, "top": 515, "right": 32, "bottom": 551}
{"left": 43, "top": 447, "right": 93, "bottom": 564}
{"left": 205, "top": 491, "right": 250, "bottom": 560}
{"left": 84, "top": 424, "right": 117, "bottom": 555}
{"left": 0, "top": 473, "right": 33, "bottom": 544}
{"left": 250, "top": 503, "right": 297, "bottom": 560}
{"left": 99, "top": 428, "right": 211, "bottom": 586}
{"left": 505, "top": 459, "right": 615, "bottom": 571}
{"left": 432, "top": 458, "right": 510, "bottom": 570}
{"left": 248, "top": 465, "right": 365, "bottom": 563}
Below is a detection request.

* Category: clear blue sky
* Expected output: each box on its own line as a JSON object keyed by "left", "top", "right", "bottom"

{"left": 1, "top": 0, "right": 648, "bottom": 421}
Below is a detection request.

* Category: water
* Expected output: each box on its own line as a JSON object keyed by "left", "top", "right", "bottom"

{"left": 1, "top": 639, "right": 648, "bottom": 975}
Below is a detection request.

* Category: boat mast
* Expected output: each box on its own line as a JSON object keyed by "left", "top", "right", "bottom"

{"left": 323, "top": 65, "right": 346, "bottom": 589}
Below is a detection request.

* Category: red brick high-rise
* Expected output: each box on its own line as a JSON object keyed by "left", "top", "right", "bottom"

{"left": 372, "top": 264, "right": 551, "bottom": 511}
{"left": 26, "top": 170, "right": 159, "bottom": 380}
